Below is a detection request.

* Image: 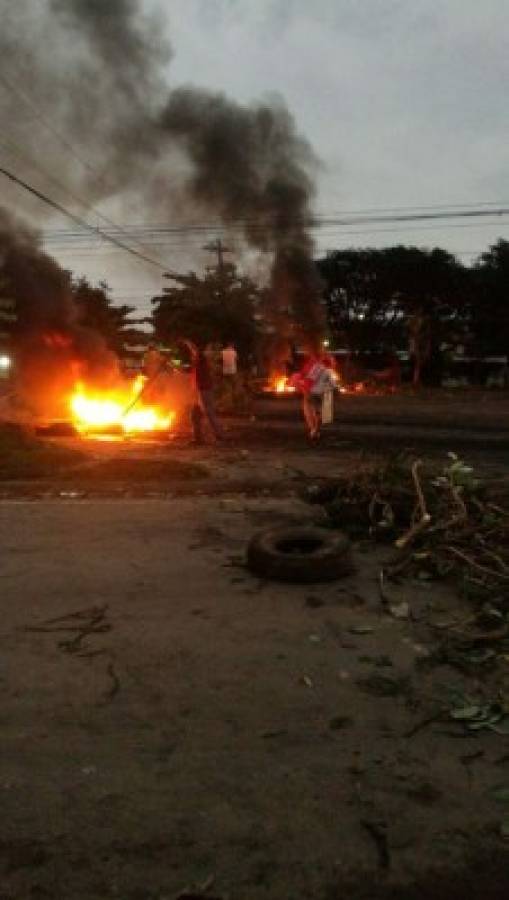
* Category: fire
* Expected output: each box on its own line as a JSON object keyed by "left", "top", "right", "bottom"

{"left": 69, "top": 375, "right": 175, "bottom": 434}
{"left": 272, "top": 375, "right": 296, "bottom": 394}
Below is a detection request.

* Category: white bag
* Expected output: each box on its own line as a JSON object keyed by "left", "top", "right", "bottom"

{"left": 321, "top": 390, "right": 334, "bottom": 425}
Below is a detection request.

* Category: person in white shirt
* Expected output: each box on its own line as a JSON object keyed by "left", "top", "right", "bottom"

{"left": 222, "top": 343, "right": 238, "bottom": 377}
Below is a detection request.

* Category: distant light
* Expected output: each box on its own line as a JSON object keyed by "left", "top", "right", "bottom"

{"left": 0, "top": 354, "right": 11, "bottom": 370}
{"left": 322, "top": 339, "right": 330, "bottom": 347}
{"left": 358, "top": 313, "right": 366, "bottom": 320}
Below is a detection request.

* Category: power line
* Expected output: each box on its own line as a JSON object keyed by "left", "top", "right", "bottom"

{"left": 39, "top": 206, "right": 509, "bottom": 241}
{"left": 0, "top": 136, "right": 171, "bottom": 265}
{"left": 0, "top": 68, "right": 172, "bottom": 267}
{"left": 43, "top": 220, "right": 509, "bottom": 256}
{"left": 0, "top": 164, "right": 177, "bottom": 274}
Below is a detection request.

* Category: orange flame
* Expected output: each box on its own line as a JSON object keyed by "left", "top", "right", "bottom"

{"left": 272, "top": 375, "right": 296, "bottom": 394}
{"left": 69, "top": 375, "right": 175, "bottom": 434}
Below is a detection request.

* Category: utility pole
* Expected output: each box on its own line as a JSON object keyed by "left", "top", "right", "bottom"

{"left": 203, "top": 238, "right": 231, "bottom": 274}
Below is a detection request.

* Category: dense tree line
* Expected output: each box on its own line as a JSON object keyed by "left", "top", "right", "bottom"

{"left": 316, "top": 240, "right": 509, "bottom": 360}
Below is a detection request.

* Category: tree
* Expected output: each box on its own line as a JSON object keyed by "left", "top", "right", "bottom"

{"left": 71, "top": 278, "right": 135, "bottom": 355}
{"left": 471, "top": 240, "right": 509, "bottom": 356}
{"left": 317, "top": 248, "right": 404, "bottom": 350}
{"left": 317, "top": 245, "right": 468, "bottom": 384}
{"left": 151, "top": 263, "right": 263, "bottom": 357}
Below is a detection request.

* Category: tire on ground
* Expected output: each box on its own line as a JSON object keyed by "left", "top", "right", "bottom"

{"left": 247, "top": 526, "right": 353, "bottom": 583}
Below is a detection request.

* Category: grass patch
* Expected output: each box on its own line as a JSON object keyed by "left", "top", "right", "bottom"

{"left": 0, "top": 423, "right": 86, "bottom": 480}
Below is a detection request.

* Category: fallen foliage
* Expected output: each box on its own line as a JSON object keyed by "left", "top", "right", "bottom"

{"left": 317, "top": 452, "right": 509, "bottom": 607}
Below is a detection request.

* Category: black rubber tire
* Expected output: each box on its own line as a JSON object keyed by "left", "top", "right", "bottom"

{"left": 247, "top": 526, "right": 353, "bottom": 583}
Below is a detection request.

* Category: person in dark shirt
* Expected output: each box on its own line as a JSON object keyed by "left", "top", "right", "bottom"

{"left": 182, "top": 340, "right": 224, "bottom": 443}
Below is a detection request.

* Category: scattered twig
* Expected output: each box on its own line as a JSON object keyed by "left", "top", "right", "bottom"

{"left": 444, "top": 546, "right": 509, "bottom": 583}
{"left": 487, "top": 502, "right": 509, "bottom": 518}
{"left": 482, "top": 548, "right": 509, "bottom": 573}
{"left": 58, "top": 614, "right": 111, "bottom": 654}
{"left": 174, "top": 873, "right": 221, "bottom": 899}
{"left": 102, "top": 661, "right": 120, "bottom": 702}
{"left": 395, "top": 514, "right": 431, "bottom": 549}
{"left": 404, "top": 710, "right": 444, "bottom": 739}
{"left": 378, "top": 568, "right": 391, "bottom": 605}
{"left": 449, "top": 623, "right": 508, "bottom": 644}
{"left": 361, "top": 819, "right": 391, "bottom": 870}
{"left": 43, "top": 604, "right": 108, "bottom": 625}
{"left": 460, "top": 750, "right": 485, "bottom": 766}
{"left": 26, "top": 606, "right": 112, "bottom": 658}
{"left": 395, "top": 460, "right": 431, "bottom": 549}
{"left": 412, "top": 459, "right": 428, "bottom": 519}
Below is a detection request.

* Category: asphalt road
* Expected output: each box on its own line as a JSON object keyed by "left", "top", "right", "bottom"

{"left": 252, "top": 393, "right": 509, "bottom": 462}
{"left": 2, "top": 496, "right": 509, "bottom": 899}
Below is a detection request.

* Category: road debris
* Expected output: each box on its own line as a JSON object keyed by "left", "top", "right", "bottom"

{"left": 25, "top": 604, "right": 111, "bottom": 655}
{"left": 361, "top": 819, "right": 390, "bottom": 870}
{"left": 174, "top": 873, "right": 222, "bottom": 899}
{"left": 449, "top": 699, "right": 509, "bottom": 734}
{"left": 24, "top": 604, "right": 120, "bottom": 704}
{"left": 314, "top": 453, "right": 509, "bottom": 607}
{"left": 349, "top": 625, "right": 375, "bottom": 635}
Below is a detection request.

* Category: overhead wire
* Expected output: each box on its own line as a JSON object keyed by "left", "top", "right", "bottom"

{"left": 0, "top": 163, "right": 178, "bottom": 274}
{"left": 39, "top": 206, "right": 509, "bottom": 244}
{"left": 0, "top": 66, "right": 172, "bottom": 268}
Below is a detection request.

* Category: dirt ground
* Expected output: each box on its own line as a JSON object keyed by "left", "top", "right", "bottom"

{"left": 1, "top": 395, "right": 509, "bottom": 899}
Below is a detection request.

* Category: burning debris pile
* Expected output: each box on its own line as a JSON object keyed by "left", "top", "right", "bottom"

{"left": 0, "top": 209, "right": 180, "bottom": 432}
{"left": 70, "top": 376, "right": 175, "bottom": 435}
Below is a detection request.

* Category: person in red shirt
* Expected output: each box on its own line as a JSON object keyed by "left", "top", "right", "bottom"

{"left": 290, "top": 353, "right": 336, "bottom": 440}
{"left": 182, "top": 340, "right": 224, "bottom": 444}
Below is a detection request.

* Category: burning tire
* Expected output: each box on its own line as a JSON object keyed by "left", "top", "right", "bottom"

{"left": 247, "top": 526, "right": 352, "bottom": 583}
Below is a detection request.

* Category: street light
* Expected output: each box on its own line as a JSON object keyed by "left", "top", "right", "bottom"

{"left": 0, "top": 354, "right": 11, "bottom": 370}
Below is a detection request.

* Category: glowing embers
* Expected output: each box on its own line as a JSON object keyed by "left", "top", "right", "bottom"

{"left": 70, "top": 375, "right": 175, "bottom": 434}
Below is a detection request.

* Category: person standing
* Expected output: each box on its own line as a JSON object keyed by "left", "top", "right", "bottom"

{"left": 143, "top": 344, "right": 163, "bottom": 379}
{"left": 222, "top": 342, "right": 238, "bottom": 377}
{"left": 182, "top": 340, "right": 224, "bottom": 444}
{"left": 291, "top": 353, "right": 336, "bottom": 440}
{"left": 221, "top": 341, "right": 240, "bottom": 410}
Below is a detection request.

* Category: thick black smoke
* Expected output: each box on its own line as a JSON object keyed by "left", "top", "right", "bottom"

{"left": 0, "top": 0, "right": 324, "bottom": 346}
{"left": 160, "top": 88, "right": 322, "bottom": 340}
{"left": 0, "top": 208, "right": 118, "bottom": 416}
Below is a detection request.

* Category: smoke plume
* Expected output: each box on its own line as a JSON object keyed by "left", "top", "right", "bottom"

{"left": 0, "top": 0, "right": 324, "bottom": 352}
{"left": 0, "top": 208, "right": 118, "bottom": 417}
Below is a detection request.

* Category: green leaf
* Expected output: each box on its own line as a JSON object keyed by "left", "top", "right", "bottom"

{"left": 450, "top": 706, "right": 482, "bottom": 721}
{"left": 489, "top": 718, "right": 509, "bottom": 736}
